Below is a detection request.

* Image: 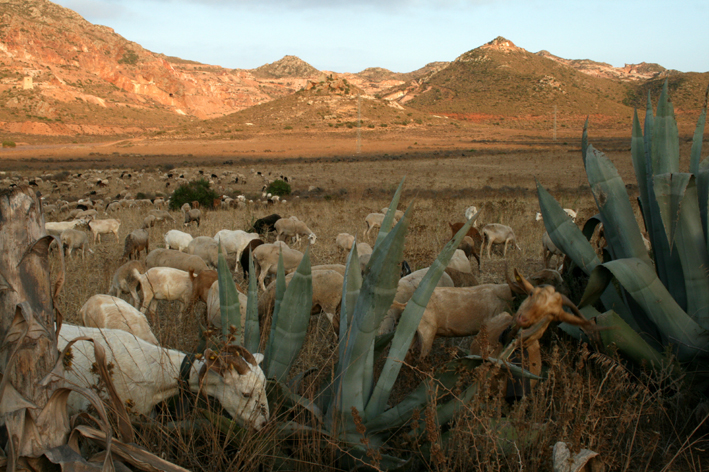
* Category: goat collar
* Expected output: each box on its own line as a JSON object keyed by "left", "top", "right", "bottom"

{"left": 179, "top": 353, "right": 197, "bottom": 388}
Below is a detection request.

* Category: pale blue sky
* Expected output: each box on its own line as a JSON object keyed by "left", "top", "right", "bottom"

{"left": 52, "top": 0, "right": 708, "bottom": 74}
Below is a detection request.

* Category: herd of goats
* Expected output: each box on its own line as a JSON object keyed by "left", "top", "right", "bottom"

{"left": 19, "top": 167, "right": 600, "bottom": 431}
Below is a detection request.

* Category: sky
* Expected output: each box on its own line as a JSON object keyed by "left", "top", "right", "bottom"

{"left": 51, "top": 0, "right": 708, "bottom": 74}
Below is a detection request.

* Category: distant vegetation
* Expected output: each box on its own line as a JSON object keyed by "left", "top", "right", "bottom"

{"left": 168, "top": 179, "right": 219, "bottom": 210}
{"left": 266, "top": 179, "right": 291, "bottom": 196}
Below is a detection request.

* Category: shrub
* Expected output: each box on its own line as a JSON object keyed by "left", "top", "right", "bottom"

{"left": 2, "top": 140, "right": 16, "bottom": 148}
{"left": 266, "top": 179, "right": 291, "bottom": 196}
{"left": 168, "top": 179, "right": 219, "bottom": 210}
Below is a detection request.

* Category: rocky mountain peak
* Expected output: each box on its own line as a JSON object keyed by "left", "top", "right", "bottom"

{"left": 252, "top": 55, "right": 321, "bottom": 79}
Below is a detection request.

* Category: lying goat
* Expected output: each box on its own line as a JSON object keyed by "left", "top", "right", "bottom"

{"left": 59, "top": 325, "right": 269, "bottom": 430}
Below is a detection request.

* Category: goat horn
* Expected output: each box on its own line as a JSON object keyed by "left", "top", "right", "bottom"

{"left": 559, "top": 294, "right": 592, "bottom": 326}
{"left": 223, "top": 344, "right": 258, "bottom": 366}
{"left": 513, "top": 268, "right": 535, "bottom": 294}
{"left": 224, "top": 354, "right": 251, "bottom": 375}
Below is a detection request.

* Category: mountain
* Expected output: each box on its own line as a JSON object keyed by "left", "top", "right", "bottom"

{"left": 252, "top": 55, "right": 321, "bottom": 79}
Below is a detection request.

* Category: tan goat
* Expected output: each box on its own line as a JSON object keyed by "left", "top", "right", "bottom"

{"left": 80, "top": 294, "right": 158, "bottom": 345}
{"left": 108, "top": 259, "right": 146, "bottom": 308}
{"left": 481, "top": 223, "right": 521, "bottom": 258}
{"left": 134, "top": 266, "right": 194, "bottom": 320}
{"left": 89, "top": 218, "right": 121, "bottom": 243}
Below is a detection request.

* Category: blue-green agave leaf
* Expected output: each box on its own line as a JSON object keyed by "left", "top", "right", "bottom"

{"left": 243, "top": 250, "right": 259, "bottom": 353}
{"left": 651, "top": 80, "right": 680, "bottom": 175}
{"left": 217, "top": 243, "right": 241, "bottom": 337}
{"left": 333, "top": 206, "right": 409, "bottom": 433}
{"left": 585, "top": 145, "right": 653, "bottom": 266}
{"left": 264, "top": 249, "right": 287, "bottom": 366}
{"left": 689, "top": 87, "right": 707, "bottom": 175}
{"left": 597, "top": 258, "right": 709, "bottom": 363}
{"left": 594, "top": 309, "right": 669, "bottom": 370}
{"left": 654, "top": 174, "right": 709, "bottom": 329}
{"left": 265, "top": 247, "right": 313, "bottom": 382}
{"left": 374, "top": 177, "right": 405, "bottom": 250}
{"left": 653, "top": 173, "right": 690, "bottom": 249}
{"left": 364, "top": 209, "right": 481, "bottom": 419}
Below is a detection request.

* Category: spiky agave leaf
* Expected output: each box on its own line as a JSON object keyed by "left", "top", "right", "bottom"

{"left": 243, "top": 250, "right": 259, "bottom": 353}
{"left": 364, "top": 209, "right": 481, "bottom": 419}
{"left": 373, "top": 177, "right": 405, "bottom": 250}
{"left": 217, "top": 244, "right": 241, "bottom": 337}
{"left": 264, "top": 247, "right": 313, "bottom": 382}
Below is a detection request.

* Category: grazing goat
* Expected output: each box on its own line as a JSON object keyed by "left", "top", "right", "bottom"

{"left": 239, "top": 239, "right": 265, "bottom": 279}
{"left": 464, "top": 205, "right": 480, "bottom": 224}
{"left": 259, "top": 269, "right": 344, "bottom": 333}
{"left": 415, "top": 269, "right": 591, "bottom": 359}
{"left": 541, "top": 231, "right": 564, "bottom": 269}
{"left": 214, "top": 229, "right": 260, "bottom": 264}
{"left": 59, "top": 325, "right": 269, "bottom": 430}
{"left": 164, "top": 229, "right": 193, "bottom": 252}
{"left": 248, "top": 213, "right": 281, "bottom": 235}
{"left": 122, "top": 228, "right": 149, "bottom": 260}
{"left": 134, "top": 267, "right": 194, "bottom": 319}
{"left": 146, "top": 248, "right": 209, "bottom": 274}
{"left": 60, "top": 229, "right": 92, "bottom": 259}
{"left": 448, "top": 222, "right": 483, "bottom": 266}
{"left": 274, "top": 218, "right": 317, "bottom": 246}
{"left": 80, "top": 294, "right": 158, "bottom": 345}
{"left": 481, "top": 223, "right": 521, "bottom": 258}
{"left": 363, "top": 212, "right": 396, "bottom": 240}
{"left": 189, "top": 269, "right": 218, "bottom": 307}
{"left": 187, "top": 236, "right": 220, "bottom": 269}
{"left": 253, "top": 242, "right": 303, "bottom": 291}
{"left": 148, "top": 209, "right": 175, "bottom": 224}
{"left": 536, "top": 208, "right": 577, "bottom": 223}
{"left": 335, "top": 233, "right": 355, "bottom": 252}
{"left": 183, "top": 208, "right": 202, "bottom": 227}
{"left": 45, "top": 219, "right": 86, "bottom": 238}
{"left": 108, "top": 260, "right": 146, "bottom": 308}
{"left": 89, "top": 218, "right": 121, "bottom": 244}
{"left": 206, "top": 281, "right": 247, "bottom": 330}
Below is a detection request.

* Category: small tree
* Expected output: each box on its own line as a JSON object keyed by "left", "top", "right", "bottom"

{"left": 169, "top": 179, "right": 219, "bottom": 210}
{"left": 266, "top": 179, "right": 291, "bottom": 197}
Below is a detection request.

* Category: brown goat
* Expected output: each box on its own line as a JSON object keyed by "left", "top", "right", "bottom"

{"left": 448, "top": 222, "right": 482, "bottom": 267}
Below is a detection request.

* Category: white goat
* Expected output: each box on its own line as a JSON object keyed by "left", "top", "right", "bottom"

{"left": 59, "top": 325, "right": 269, "bottom": 430}
{"left": 45, "top": 219, "right": 86, "bottom": 238}
{"left": 60, "top": 228, "right": 93, "bottom": 259}
{"left": 363, "top": 212, "right": 399, "bottom": 240}
{"left": 89, "top": 218, "right": 121, "bottom": 243}
{"left": 536, "top": 208, "right": 577, "bottom": 223}
{"left": 464, "top": 205, "right": 481, "bottom": 226}
{"left": 274, "top": 218, "right": 316, "bottom": 246}
{"left": 214, "top": 229, "right": 260, "bottom": 264}
{"left": 481, "top": 223, "right": 521, "bottom": 258}
{"left": 335, "top": 233, "right": 355, "bottom": 252}
{"left": 134, "top": 267, "right": 194, "bottom": 318}
{"left": 164, "top": 229, "right": 193, "bottom": 252}
{"left": 206, "top": 280, "right": 248, "bottom": 330}
{"left": 542, "top": 232, "right": 564, "bottom": 269}
{"left": 80, "top": 294, "right": 158, "bottom": 345}
{"left": 187, "top": 236, "right": 219, "bottom": 269}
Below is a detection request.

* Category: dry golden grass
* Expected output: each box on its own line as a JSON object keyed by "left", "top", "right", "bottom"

{"left": 31, "top": 147, "right": 708, "bottom": 471}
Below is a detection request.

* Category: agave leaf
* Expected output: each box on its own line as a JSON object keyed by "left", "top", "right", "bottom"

{"left": 265, "top": 247, "right": 313, "bottom": 382}
{"left": 373, "top": 177, "right": 405, "bottom": 250}
{"left": 217, "top": 244, "right": 241, "bottom": 337}
{"left": 652, "top": 81, "right": 680, "bottom": 175}
{"left": 585, "top": 145, "right": 653, "bottom": 266}
{"left": 266, "top": 379, "right": 323, "bottom": 422}
{"left": 364, "top": 209, "right": 481, "bottom": 419}
{"left": 243, "top": 250, "right": 259, "bottom": 353}
{"left": 632, "top": 110, "right": 653, "bottom": 232}
{"left": 338, "top": 240, "right": 362, "bottom": 353}
{"left": 581, "top": 117, "right": 589, "bottom": 168}
{"left": 365, "top": 357, "right": 485, "bottom": 434}
{"left": 689, "top": 88, "right": 707, "bottom": 175}
{"left": 581, "top": 214, "right": 603, "bottom": 243}
{"left": 654, "top": 174, "right": 709, "bottom": 329}
{"left": 334, "top": 206, "right": 409, "bottom": 433}
{"left": 698, "top": 166, "right": 709, "bottom": 247}
{"left": 594, "top": 309, "right": 669, "bottom": 369}
{"left": 537, "top": 181, "right": 601, "bottom": 274}
{"left": 598, "top": 258, "right": 709, "bottom": 363}
{"left": 264, "top": 249, "right": 287, "bottom": 366}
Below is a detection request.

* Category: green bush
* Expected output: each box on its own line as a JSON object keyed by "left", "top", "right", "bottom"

{"left": 168, "top": 179, "right": 219, "bottom": 210}
{"left": 2, "top": 140, "right": 16, "bottom": 148}
{"left": 266, "top": 179, "right": 291, "bottom": 196}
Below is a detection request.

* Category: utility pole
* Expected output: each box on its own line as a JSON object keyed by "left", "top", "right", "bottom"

{"left": 357, "top": 94, "right": 362, "bottom": 154}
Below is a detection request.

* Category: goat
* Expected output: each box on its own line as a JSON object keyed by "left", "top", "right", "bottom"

{"left": 248, "top": 213, "right": 281, "bottom": 235}
{"left": 89, "top": 218, "right": 121, "bottom": 244}
{"left": 335, "top": 233, "right": 355, "bottom": 252}
{"left": 363, "top": 213, "right": 388, "bottom": 240}
{"left": 60, "top": 228, "right": 92, "bottom": 259}
{"left": 80, "top": 294, "right": 158, "bottom": 345}
{"left": 448, "top": 222, "right": 483, "bottom": 267}
{"left": 481, "top": 223, "right": 521, "bottom": 258}
{"left": 134, "top": 267, "right": 194, "bottom": 319}
{"left": 187, "top": 236, "right": 219, "bottom": 269}
{"left": 274, "top": 218, "right": 317, "bottom": 246}
{"left": 541, "top": 231, "right": 564, "bottom": 269}
{"left": 122, "top": 228, "right": 149, "bottom": 260}
{"left": 239, "top": 239, "right": 264, "bottom": 279}
{"left": 536, "top": 208, "right": 577, "bottom": 223}
{"left": 146, "top": 248, "right": 209, "bottom": 274}
{"left": 252, "top": 242, "right": 303, "bottom": 291}
{"left": 108, "top": 260, "right": 146, "bottom": 308}
{"left": 214, "top": 229, "right": 260, "bottom": 264}
{"left": 206, "top": 281, "right": 248, "bottom": 330}
{"left": 183, "top": 208, "right": 202, "bottom": 227}
{"left": 59, "top": 325, "right": 269, "bottom": 430}
{"left": 164, "top": 229, "right": 193, "bottom": 252}
{"left": 45, "top": 219, "right": 87, "bottom": 238}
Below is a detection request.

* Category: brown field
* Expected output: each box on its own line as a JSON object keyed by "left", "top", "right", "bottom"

{"left": 6, "top": 126, "right": 707, "bottom": 471}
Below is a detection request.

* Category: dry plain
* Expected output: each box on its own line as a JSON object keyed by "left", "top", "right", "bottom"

{"left": 3, "top": 122, "right": 705, "bottom": 471}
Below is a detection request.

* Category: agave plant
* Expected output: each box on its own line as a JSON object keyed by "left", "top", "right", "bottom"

{"left": 537, "top": 81, "right": 709, "bottom": 385}
{"left": 213, "top": 179, "right": 543, "bottom": 468}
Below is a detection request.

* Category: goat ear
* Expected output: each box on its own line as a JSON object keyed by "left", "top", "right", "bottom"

{"left": 513, "top": 268, "right": 535, "bottom": 294}
{"left": 252, "top": 353, "right": 264, "bottom": 365}
{"left": 506, "top": 269, "right": 527, "bottom": 294}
